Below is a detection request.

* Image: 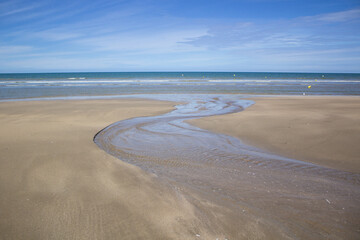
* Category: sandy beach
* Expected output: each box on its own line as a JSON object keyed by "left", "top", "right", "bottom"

{"left": 0, "top": 99, "right": 214, "bottom": 239}
{"left": 0, "top": 96, "right": 359, "bottom": 240}
{"left": 191, "top": 96, "right": 360, "bottom": 173}
{"left": 2, "top": 0, "right": 360, "bottom": 237}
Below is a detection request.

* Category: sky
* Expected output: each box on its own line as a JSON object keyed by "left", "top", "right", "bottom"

{"left": 0, "top": 0, "right": 360, "bottom": 73}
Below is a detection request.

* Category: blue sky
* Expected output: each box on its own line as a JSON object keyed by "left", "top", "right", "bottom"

{"left": 0, "top": 0, "right": 359, "bottom": 73}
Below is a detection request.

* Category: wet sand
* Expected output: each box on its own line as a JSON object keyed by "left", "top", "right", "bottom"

{"left": 1, "top": 96, "right": 359, "bottom": 240}
{"left": 191, "top": 96, "right": 360, "bottom": 173}
{"left": 0, "top": 99, "right": 214, "bottom": 239}
{"left": 95, "top": 95, "right": 360, "bottom": 240}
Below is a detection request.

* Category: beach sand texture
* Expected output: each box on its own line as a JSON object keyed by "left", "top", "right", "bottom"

{"left": 0, "top": 97, "right": 359, "bottom": 239}
{"left": 0, "top": 99, "right": 216, "bottom": 240}
{"left": 191, "top": 96, "right": 360, "bottom": 173}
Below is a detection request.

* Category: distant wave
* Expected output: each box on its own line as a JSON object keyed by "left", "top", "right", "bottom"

{"left": 208, "top": 79, "right": 360, "bottom": 83}
{"left": 0, "top": 78, "right": 359, "bottom": 88}
{"left": 0, "top": 79, "right": 173, "bottom": 85}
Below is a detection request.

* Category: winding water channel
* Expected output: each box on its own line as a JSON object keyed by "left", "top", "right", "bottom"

{"left": 94, "top": 94, "right": 360, "bottom": 239}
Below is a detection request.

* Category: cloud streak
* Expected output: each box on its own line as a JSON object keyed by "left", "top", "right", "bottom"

{"left": 0, "top": 0, "right": 359, "bottom": 72}
{"left": 303, "top": 8, "right": 360, "bottom": 23}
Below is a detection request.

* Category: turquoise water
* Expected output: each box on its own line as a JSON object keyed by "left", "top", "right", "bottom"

{"left": 1, "top": 72, "right": 360, "bottom": 99}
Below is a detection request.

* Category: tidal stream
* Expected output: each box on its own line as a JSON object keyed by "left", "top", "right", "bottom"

{"left": 94, "top": 94, "right": 360, "bottom": 239}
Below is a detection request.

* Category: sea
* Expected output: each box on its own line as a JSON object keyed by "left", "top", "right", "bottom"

{"left": 0, "top": 72, "right": 360, "bottom": 100}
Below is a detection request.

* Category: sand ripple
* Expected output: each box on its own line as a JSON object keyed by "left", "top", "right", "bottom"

{"left": 95, "top": 95, "right": 360, "bottom": 239}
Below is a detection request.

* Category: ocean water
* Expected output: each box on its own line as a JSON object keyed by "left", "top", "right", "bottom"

{"left": 0, "top": 72, "right": 360, "bottom": 99}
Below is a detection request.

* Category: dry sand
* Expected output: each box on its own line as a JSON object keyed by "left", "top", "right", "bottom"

{"left": 1, "top": 96, "right": 359, "bottom": 240}
{"left": 0, "top": 99, "right": 215, "bottom": 240}
{"left": 191, "top": 96, "right": 360, "bottom": 173}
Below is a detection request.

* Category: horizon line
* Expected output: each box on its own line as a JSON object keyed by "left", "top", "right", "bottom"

{"left": 1, "top": 71, "right": 360, "bottom": 74}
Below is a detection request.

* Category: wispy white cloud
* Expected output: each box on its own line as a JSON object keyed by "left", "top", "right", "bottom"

{"left": 1, "top": 0, "right": 359, "bottom": 72}
{"left": 0, "top": 45, "right": 34, "bottom": 54}
{"left": 0, "top": 1, "right": 46, "bottom": 19}
{"left": 0, "top": 6, "right": 35, "bottom": 17}
{"left": 183, "top": 8, "right": 360, "bottom": 51}
{"left": 302, "top": 8, "right": 360, "bottom": 23}
{"left": 32, "top": 29, "right": 83, "bottom": 41}
{"left": 75, "top": 28, "right": 207, "bottom": 54}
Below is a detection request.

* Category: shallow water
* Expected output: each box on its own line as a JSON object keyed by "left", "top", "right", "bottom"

{"left": 94, "top": 94, "right": 360, "bottom": 239}
{"left": 1, "top": 72, "right": 360, "bottom": 100}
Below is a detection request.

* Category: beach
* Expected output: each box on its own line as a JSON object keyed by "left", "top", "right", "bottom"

{"left": 0, "top": 99, "right": 214, "bottom": 239}
{"left": 0, "top": 96, "right": 359, "bottom": 239}
{"left": 2, "top": 0, "right": 360, "bottom": 237}
{"left": 191, "top": 96, "right": 360, "bottom": 173}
